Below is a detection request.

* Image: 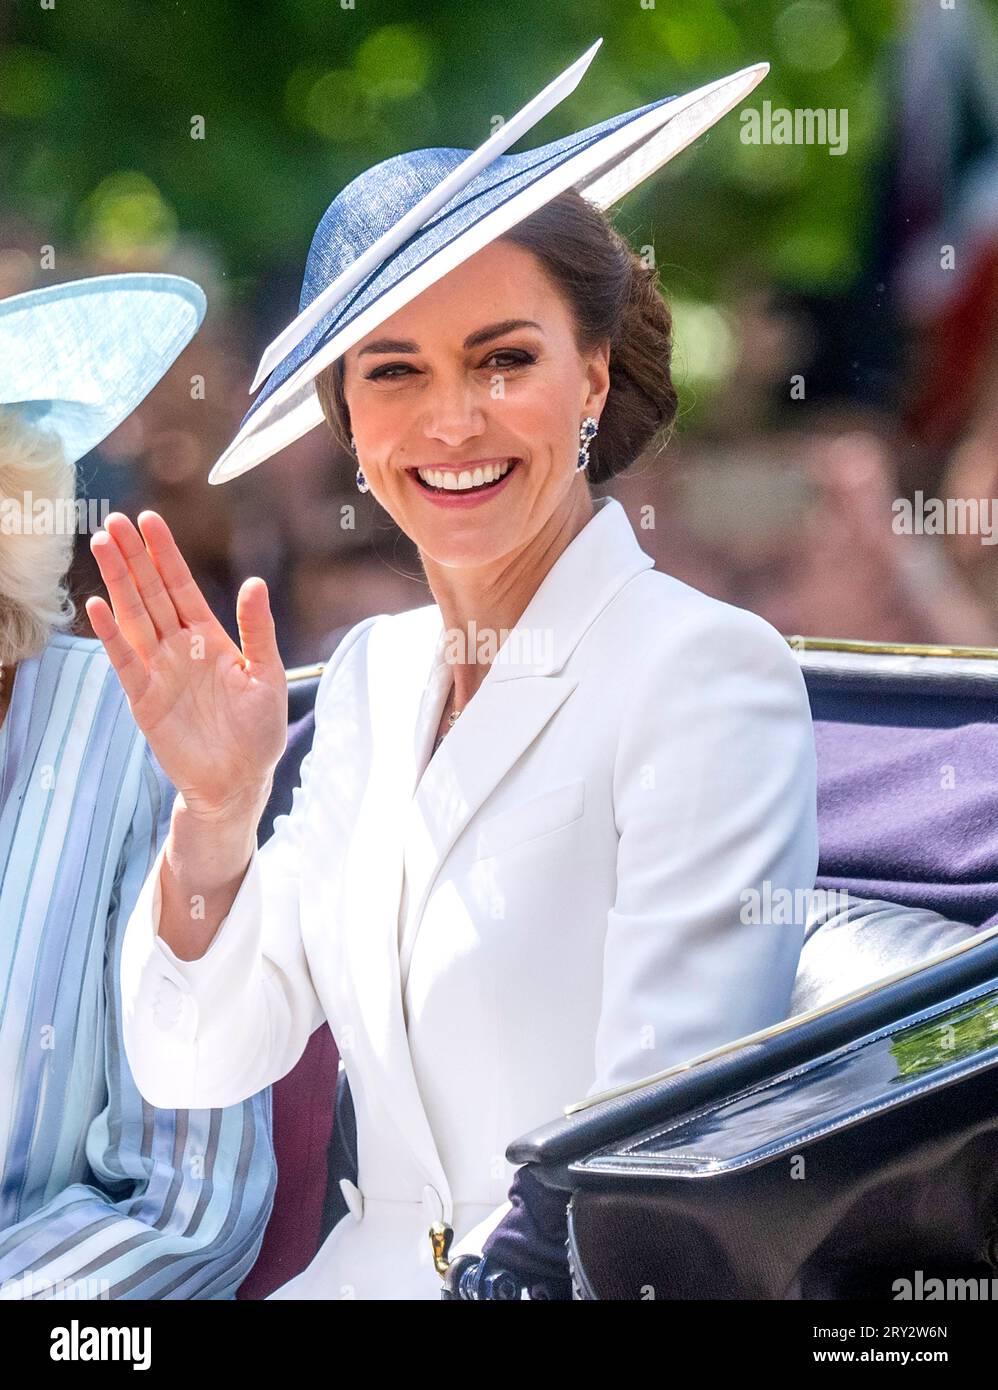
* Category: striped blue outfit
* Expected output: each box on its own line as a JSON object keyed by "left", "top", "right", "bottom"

{"left": 0, "top": 634, "right": 276, "bottom": 1298}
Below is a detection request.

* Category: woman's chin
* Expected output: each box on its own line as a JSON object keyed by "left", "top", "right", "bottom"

{"left": 404, "top": 503, "right": 524, "bottom": 561}
{"left": 415, "top": 524, "right": 523, "bottom": 572}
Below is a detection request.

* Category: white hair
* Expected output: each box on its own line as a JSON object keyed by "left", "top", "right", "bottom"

{"left": 0, "top": 407, "right": 77, "bottom": 664}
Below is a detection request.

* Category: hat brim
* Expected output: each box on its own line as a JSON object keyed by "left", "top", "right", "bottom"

{"left": 0, "top": 273, "right": 206, "bottom": 466}
{"left": 209, "top": 62, "right": 767, "bottom": 485}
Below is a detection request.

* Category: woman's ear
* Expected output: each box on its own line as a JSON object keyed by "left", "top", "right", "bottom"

{"left": 583, "top": 339, "right": 611, "bottom": 417}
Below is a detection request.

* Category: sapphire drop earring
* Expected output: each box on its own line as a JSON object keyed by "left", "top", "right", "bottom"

{"left": 351, "top": 435, "right": 369, "bottom": 493}
{"left": 576, "top": 416, "right": 598, "bottom": 473}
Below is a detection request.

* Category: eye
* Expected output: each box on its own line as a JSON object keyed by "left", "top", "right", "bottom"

{"left": 482, "top": 349, "right": 536, "bottom": 372}
{"left": 363, "top": 348, "right": 536, "bottom": 383}
{"left": 364, "top": 362, "right": 415, "bottom": 381}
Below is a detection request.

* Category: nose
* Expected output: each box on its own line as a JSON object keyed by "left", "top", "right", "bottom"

{"left": 420, "top": 373, "right": 488, "bottom": 450}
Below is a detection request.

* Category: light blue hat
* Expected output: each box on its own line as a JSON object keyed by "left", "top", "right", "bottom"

{"left": 0, "top": 272, "right": 207, "bottom": 465}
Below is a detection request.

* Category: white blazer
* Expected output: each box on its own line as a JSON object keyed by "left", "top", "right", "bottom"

{"left": 120, "top": 495, "right": 819, "bottom": 1300}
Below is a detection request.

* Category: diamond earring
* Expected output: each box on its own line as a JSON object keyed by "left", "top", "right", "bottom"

{"left": 576, "top": 416, "right": 598, "bottom": 473}
{"left": 350, "top": 436, "right": 369, "bottom": 493}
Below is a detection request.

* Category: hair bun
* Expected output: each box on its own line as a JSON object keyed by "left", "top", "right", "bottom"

{"left": 591, "top": 251, "right": 678, "bottom": 482}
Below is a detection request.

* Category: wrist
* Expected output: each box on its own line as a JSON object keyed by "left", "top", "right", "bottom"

{"left": 165, "top": 795, "right": 263, "bottom": 902}
{"left": 176, "top": 777, "right": 273, "bottom": 830}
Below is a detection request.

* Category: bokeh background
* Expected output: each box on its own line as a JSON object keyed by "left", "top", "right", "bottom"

{"left": 2, "top": 0, "right": 998, "bottom": 664}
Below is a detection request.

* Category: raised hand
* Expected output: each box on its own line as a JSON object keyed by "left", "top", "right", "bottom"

{"left": 87, "top": 511, "right": 288, "bottom": 823}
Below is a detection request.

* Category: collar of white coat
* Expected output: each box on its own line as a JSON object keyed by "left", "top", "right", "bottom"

{"left": 423, "top": 494, "right": 655, "bottom": 683}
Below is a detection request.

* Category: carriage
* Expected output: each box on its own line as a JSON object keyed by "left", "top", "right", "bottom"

{"left": 238, "top": 635, "right": 998, "bottom": 1301}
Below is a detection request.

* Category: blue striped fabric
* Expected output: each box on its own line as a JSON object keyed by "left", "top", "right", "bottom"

{"left": 0, "top": 634, "right": 276, "bottom": 1299}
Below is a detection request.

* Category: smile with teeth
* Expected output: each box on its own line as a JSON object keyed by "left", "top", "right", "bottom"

{"left": 414, "top": 459, "right": 518, "bottom": 492}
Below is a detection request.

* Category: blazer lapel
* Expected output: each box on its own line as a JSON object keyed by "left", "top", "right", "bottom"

{"left": 398, "top": 674, "right": 578, "bottom": 982}
{"left": 335, "top": 606, "right": 451, "bottom": 1197}
{"left": 399, "top": 495, "right": 654, "bottom": 981}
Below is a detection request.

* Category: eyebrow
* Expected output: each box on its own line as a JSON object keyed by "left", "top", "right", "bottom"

{"left": 356, "top": 319, "right": 544, "bottom": 357}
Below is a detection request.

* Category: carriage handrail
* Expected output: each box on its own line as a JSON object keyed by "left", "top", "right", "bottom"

{"left": 285, "top": 636, "right": 998, "bottom": 685}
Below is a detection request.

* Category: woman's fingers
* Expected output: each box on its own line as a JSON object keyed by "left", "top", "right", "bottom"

{"left": 236, "top": 577, "right": 282, "bottom": 672}
{"left": 136, "top": 510, "right": 217, "bottom": 628}
{"left": 85, "top": 595, "right": 150, "bottom": 707}
{"left": 104, "top": 512, "right": 182, "bottom": 641}
{"left": 90, "top": 529, "right": 160, "bottom": 660}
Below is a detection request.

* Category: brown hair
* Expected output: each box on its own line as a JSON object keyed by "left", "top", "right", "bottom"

{"left": 313, "top": 187, "right": 679, "bottom": 483}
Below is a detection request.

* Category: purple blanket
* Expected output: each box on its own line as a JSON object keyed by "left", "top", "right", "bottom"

{"left": 813, "top": 718, "right": 998, "bottom": 931}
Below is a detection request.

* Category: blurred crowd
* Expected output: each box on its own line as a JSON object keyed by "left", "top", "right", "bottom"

{"left": 3, "top": 0, "right": 997, "bottom": 665}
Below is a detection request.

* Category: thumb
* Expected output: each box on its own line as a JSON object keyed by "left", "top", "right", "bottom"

{"left": 236, "top": 577, "right": 281, "bottom": 671}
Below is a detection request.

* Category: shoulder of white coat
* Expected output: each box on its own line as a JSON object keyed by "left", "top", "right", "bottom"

{"left": 314, "top": 602, "right": 440, "bottom": 709}
{"left": 607, "top": 567, "right": 802, "bottom": 685}
{"left": 378, "top": 600, "right": 442, "bottom": 646}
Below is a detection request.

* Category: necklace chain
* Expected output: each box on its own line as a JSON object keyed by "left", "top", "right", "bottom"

{"left": 432, "top": 687, "right": 462, "bottom": 752}
{"left": 445, "top": 680, "right": 462, "bottom": 727}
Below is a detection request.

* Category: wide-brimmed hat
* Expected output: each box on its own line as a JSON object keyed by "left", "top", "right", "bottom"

{"left": 0, "top": 272, "right": 206, "bottom": 466}
{"left": 209, "top": 37, "right": 768, "bottom": 485}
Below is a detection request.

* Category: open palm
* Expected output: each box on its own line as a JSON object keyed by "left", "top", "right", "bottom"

{"left": 87, "top": 511, "right": 288, "bottom": 821}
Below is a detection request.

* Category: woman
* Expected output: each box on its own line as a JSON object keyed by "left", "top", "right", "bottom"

{"left": 0, "top": 274, "right": 275, "bottom": 1298}
{"left": 89, "top": 49, "right": 820, "bottom": 1299}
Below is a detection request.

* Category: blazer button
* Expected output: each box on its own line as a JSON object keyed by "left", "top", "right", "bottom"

{"left": 152, "top": 976, "right": 195, "bottom": 1040}
{"left": 339, "top": 1178, "right": 364, "bottom": 1222}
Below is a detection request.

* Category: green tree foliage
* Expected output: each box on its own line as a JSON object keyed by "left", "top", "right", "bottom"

{"left": 0, "top": 0, "right": 895, "bottom": 305}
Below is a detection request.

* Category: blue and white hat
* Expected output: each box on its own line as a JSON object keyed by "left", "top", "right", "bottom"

{"left": 209, "top": 37, "right": 768, "bottom": 484}
{"left": 0, "top": 272, "right": 206, "bottom": 466}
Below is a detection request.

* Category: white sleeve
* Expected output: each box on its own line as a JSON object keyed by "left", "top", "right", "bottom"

{"left": 120, "top": 618, "right": 378, "bottom": 1110}
{"left": 584, "top": 604, "right": 820, "bottom": 1100}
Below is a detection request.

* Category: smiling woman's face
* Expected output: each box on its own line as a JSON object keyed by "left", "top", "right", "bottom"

{"left": 340, "top": 239, "right": 610, "bottom": 572}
